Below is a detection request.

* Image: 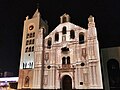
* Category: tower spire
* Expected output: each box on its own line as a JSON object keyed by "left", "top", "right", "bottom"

{"left": 32, "top": 0, "right": 40, "bottom": 18}
{"left": 36, "top": 0, "right": 40, "bottom": 10}
{"left": 88, "top": 15, "right": 95, "bottom": 28}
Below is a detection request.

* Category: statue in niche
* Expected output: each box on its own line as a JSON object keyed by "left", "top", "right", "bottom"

{"left": 24, "top": 76, "right": 30, "bottom": 87}
{"left": 82, "top": 48, "right": 87, "bottom": 60}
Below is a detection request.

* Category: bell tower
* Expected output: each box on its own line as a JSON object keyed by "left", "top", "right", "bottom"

{"left": 18, "top": 9, "right": 48, "bottom": 89}
{"left": 87, "top": 15, "right": 103, "bottom": 88}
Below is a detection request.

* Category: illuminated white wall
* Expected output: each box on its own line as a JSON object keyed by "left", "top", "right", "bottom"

{"left": 18, "top": 10, "right": 103, "bottom": 89}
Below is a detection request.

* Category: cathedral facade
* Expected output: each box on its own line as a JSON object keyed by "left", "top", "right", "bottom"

{"left": 18, "top": 9, "right": 103, "bottom": 90}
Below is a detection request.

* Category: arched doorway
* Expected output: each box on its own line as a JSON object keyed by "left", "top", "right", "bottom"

{"left": 107, "top": 59, "right": 120, "bottom": 88}
{"left": 61, "top": 75, "right": 72, "bottom": 90}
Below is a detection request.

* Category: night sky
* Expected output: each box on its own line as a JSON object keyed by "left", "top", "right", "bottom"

{"left": 0, "top": 0, "right": 120, "bottom": 76}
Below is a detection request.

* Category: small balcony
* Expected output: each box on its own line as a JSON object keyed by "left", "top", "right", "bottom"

{"left": 58, "top": 64, "right": 75, "bottom": 72}
{"left": 62, "top": 64, "right": 70, "bottom": 69}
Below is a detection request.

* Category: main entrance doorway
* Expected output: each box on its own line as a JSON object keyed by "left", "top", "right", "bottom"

{"left": 61, "top": 75, "right": 72, "bottom": 90}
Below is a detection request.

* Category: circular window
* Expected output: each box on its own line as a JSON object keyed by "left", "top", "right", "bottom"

{"left": 81, "top": 62, "right": 85, "bottom": 66}
{"left": 47, "top": 65, "right": 51, "bottom": 69}
{"left": 29, "top": 25, "right": 34, "bottom": 30}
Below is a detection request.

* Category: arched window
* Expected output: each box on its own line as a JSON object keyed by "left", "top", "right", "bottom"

{"left": 26, "top": 40, "right": 29, "bottom": 45}
{"left": 55, "top": 32, "right": 59, "bottom": 41}
{"left": 29, "top": 62, "right": 33, "bottom": 68}
{"left": 28, "top": 47, "right": 31, "bottom": 52}
{"left": 32, "top": 39, "right": 35, "bottom": 44}
{"left": 33, "top": 32, "right": 35, "bottom": 37}
{"left": 29, "top": 40, "right": 32, "bottom": 44}
{"left": 26, "top": 34, "right": 29, "bottom": 38}
{"left": 79, "top": 33, "right": 84, "bottom": 44}
{"left": 107, "top": 59, "right": 120, "bottom": 88}
{"left": 32, "top": 46, "right": 34, "bottom": 52}
{"left": 62, "top": 26, "right": 67, "bottom": 34}
{"left": 70, "top": 30, "right": 75, "bottom": 39}
{"left": 67, "top": 56, "right": 70, "bottom": 64}
{"left": 25, "top": 47, "right": 28, "bottom": 53}
{"left": 62, "top": 57, "right": 66, "bottom": 64}
{"left": 47, "top": 38, "right": 52, "bottom": 49}
{"left": 23, "top": 63, "right": 26, "bottom": 69}
{"left": 30, "top": 33, "right": 32, "bottom": 38}
{"left": 24, "top": 76, "right": 30, "bottom": 87}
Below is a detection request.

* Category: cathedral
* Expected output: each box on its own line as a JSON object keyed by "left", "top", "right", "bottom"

{"left": 17, "top": 9, "right": 103, "bottom": 90}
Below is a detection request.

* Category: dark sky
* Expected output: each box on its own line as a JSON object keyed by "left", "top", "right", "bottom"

{"left": 0, "top": 0, "right": 120, "bottom": 76}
